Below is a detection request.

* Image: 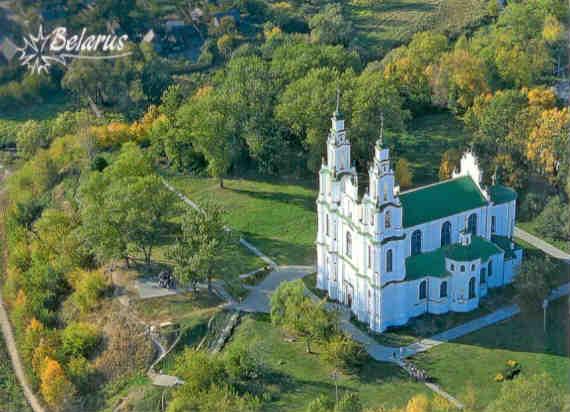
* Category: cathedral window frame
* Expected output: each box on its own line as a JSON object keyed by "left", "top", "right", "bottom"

{"left": 468, "top": 277, "right": 476, "bottom": 299}
{"left": 346, "top": 231, "right": 352, "bottom": 258}
{"left": 411, "top": 230, "right": 422, "bottom": 255}
{"left": 440, "top": 281, "right": 448, "bottom": 298}
{"left": 386, "top": 249, "right": 393, "bottom": 272}
{"left": 419, "top": 280, "right": 427, "bottom": 300}
{"left": 441, "top": 221, "right": 451, "bottom": 247}
{"left": 468, "top": 213, "right": 477, "bottom": 236}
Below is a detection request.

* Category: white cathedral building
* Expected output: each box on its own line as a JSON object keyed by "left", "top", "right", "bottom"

{"left": 316, "top": 106, "right": 523, "bottom": 332}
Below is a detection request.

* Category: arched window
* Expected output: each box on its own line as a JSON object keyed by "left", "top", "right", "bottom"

{"left": 385, "top": 210, "right": 392, "bottom": 229}
{"left": 441, "top": 221, "right": 451, "bottom": 247}
{"left": 383, "top": 183, "right": 388, "bottom": 201}
{"left": 440, "top": 281, "right": 448, "bottom": 298}
{"left": 468, "top": 277, "right": 476, "bottom": 299}
{"left": 386, "top": 249, "right": 393, "bottom": 272}
{"left": 419, "top": 280, "right": 427, "bottom": 300}
{"left": 480, "top": 268, "right": 486, "bottom": 284}
{"left": 488, "top": 261, "right": 493, "bottom": 277}
{"left": 411, "top": 230, "right": 422, "bottom": 255}
{"left": 491, "top": 216, "right": 496, "bottom": 233}
{"left": 325, "top": 214, "right": 330, "bottom": 236}
{"left": 371, "top": 213, "right": 374, "bottom": 225}
{"left": 460, "top": 265, "right": 465, "bottom": 272}
{"left": 368, "top": 245, "right": 372, "bottom": 269}
{"left": 346, "top": 231, "right": 352, "bottom": 257}
{"left": 468, "top": 213, "right": 477, "bottom": 236}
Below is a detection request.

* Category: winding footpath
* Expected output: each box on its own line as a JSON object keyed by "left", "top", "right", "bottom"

{"left": 0, "top": 168, "right": 46, "bottom": 412}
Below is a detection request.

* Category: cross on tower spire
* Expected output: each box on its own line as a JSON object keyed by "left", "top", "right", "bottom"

{"left": 376, "top": 111, "right": 384, "bottom": 148}
{"left": 333, "top": 87, "right": 343, "bottom": 119}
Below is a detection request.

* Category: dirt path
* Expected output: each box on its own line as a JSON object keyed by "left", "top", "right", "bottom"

{"left": 0, "top": 168, "right": 46, "bottom": 412}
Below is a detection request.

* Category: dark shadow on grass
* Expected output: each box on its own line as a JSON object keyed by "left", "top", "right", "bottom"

{"left": 227, "top": 187, "right": 316, "bottom": 214}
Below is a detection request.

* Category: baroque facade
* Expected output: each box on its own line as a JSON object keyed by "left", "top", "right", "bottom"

{"left": 316, "top": 107, "right": 523, "bottom": 332}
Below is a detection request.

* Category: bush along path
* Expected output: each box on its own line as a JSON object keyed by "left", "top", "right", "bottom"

{"left": 0, "top": 169, "right": 46, "bottom": 412}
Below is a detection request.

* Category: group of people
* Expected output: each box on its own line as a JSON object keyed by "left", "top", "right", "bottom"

{"left": 401, "top": 360, "right": 430, "bottom": 382}
{"left": 158, "top": 270, "right": 176, "bottom": 289}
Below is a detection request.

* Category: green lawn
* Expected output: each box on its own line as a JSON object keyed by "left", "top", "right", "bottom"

{"left": 412, "top": 297, "right": 570, "bottom": 411}
{"left": 348, "top": 0, "right": 489, "bottom": 59}
{"left": 225, "top": 314, "right": 432, "bottom": 411}
{"left": 132, "top": 292, "right": 222, "bottom": 325}
{"left": 165, "top": 174, "right": 318, "bottom": 266}
{"left": 398, "top": 112, "right": 470, "bottom": 185}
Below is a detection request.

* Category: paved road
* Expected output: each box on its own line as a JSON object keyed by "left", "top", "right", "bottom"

{"left": 514, "top": 226, "right": 570, "bottom": 262}
{"left": 233, "top": 266, "right": 314, "bottom": 313}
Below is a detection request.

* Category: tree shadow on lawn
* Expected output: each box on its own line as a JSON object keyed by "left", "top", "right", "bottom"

{"left": 227, "top": 187, "right": 316, "bottom": 214}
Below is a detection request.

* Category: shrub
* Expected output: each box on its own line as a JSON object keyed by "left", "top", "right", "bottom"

{"left": 40, "top": 357, "right": 76, "bottom": 411}
{"left": 70, "top": 270, "right": 108, "bottom": 314}
{"left": 66, "top": 356, "right": 93, "bottom": 392}
{"left": 224, "top": 344, "right": 263, "bottom": 382}
{"left": 322, "top": 334, "right": 366, "bottom": 373}
{"left": 61, "top": 322, "right": 101, "bottom": 359}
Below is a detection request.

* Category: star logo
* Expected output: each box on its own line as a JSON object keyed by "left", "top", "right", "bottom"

{"left": 18, "top": 25, "right": 65, "bottom": 75}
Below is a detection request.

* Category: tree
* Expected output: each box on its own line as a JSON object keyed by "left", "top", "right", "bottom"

{"left": 351, "top": 70, "right": 409, "bottom": 162}
{"left": 16, "top": 120, "right": 49, "bottom": 160}
{"left": 534, "top": 196, "right": 570, "bottom": 241}
{"left": 395, "top": 158, "right": 413, "bottom": 189}
{"left": 322, "top": 333, "right": 366, "bottom": 373}
{"left": 439, "top": 149, "right": 461, "bottom": 180}
{"left": 513, "top": 257, "right": 555, "bottom": 312}
{"left": 61, "top": 322, "right": 101, "bottom": 358}
{"left": 486, "top": 373, "right": 564, "bottom": 412}
{"left": 428, "top": 48, "right": 489, "bottom": 113}
{"left": 309, "top": 4, "right": 353, "bottom": 46}
{"left": 383, "top": 32, "right": 448, "bottom": 108}
{"left": 526, "top": 108, "right": 570, "bottom": 186}
{"left": 40, "top": 357, "right": 76, "bottom": 411}
{"left": 81, "top": 143, "right": 176, "bottom": 266}
{"left": 168, "top": 203, "right": 229, "bottom": 293}
{"left": 270, "top": 280, "right": 337, "bottom": 353}
{"left": 405, "top": 394, "right": 430, "bottom": 412}
{"left": 276, "top": 67, "right": 356, "bottom": 171}
{"left": 177, "top": 87, "right": 235, "bottom": 188}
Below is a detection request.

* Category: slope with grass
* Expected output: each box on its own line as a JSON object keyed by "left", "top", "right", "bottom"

{"left": 225, "top": 314, "right": 432, "bottom": 411}
{"left": 412, "top": 297, "right": 569, "bottom": 410}
{"left": 348, "top": 0, "right": 489, "bottom": 59}
{"left": 165, "top": 174, "right": 318, "bottom": 266}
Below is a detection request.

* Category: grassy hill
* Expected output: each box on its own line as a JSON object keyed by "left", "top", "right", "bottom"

{"left": 348, "top": 0, "right": 489, "bottom": 59}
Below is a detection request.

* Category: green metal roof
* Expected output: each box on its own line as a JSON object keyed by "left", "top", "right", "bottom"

{"left": 446, "top": 236, "right": 503, "bottom": 261}
{"left": 399, "top": 176, "right": 488, "bottom": 228}
{"left": 405, "top": 236, "right": 503, "bottom": 281}
{"left": 489, "top": 184, "right": 517, "bottom": 205}
{"left": 405, "top": 248, "right": 449, "bottom": 280}
{"left": 491, "top": 235, "right": 520, "bottom": 260}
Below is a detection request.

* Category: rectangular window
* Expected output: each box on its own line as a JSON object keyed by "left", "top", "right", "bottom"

{"left": 491, "top": 216, "right": 496, "bottom": 233}
{"left": 368, "top": 245, "right": 372, "bottom": 269}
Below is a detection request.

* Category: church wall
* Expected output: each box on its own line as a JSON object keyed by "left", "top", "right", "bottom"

{"left": 426, "top": 276, "right": 452, "bottom": 314}
{"left": 488, "top": 201, "right": 515, "bottom": 238}
{"left": 380, "top": 280, "right": 422, "bottom": 330}
{"left": 401, "top": 206, "right": 488, "bottom": 257}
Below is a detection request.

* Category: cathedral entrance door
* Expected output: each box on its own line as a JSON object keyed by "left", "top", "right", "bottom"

{"left": 344, "top": 282, "right": 354, "bottom": 308}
